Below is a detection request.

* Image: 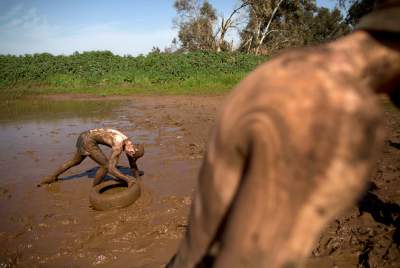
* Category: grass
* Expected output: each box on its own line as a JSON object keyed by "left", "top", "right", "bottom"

{"left": 0, "top": 72, "right": 249, "bottom": 99}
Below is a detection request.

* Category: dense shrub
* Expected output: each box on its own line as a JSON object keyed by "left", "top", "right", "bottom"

{"left": 0, "top": 51, "right": 266, "bottom": 89}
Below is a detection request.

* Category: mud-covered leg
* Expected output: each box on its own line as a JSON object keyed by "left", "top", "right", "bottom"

{"left": 39, "top": 151, "right": 86, "bottom": 186}
{"left": 93, "top": 166, "right": 108, "bottom": 186}
{"left": 88, "top": 146, "right": 109, "bottom": 186}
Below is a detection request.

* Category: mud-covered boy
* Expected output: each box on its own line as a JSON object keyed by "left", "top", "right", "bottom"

{"left": 38, "top": 128, "right": 144, "bottom": 187}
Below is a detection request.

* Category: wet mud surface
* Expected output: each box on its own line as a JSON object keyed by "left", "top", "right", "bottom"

{"left": 0, "top": 95, "right": 399, "bottom": 267}
{"left": 0, "top": 95, "right": 221, "bottom": 268}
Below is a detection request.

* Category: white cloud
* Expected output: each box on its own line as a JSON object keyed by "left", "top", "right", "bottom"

{"left": 0, "top": 4, "right": 177, "bottom": 56}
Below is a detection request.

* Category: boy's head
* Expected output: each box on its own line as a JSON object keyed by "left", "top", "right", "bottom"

{"left": 124, "top": 139, "right": 144, "bottom": 159}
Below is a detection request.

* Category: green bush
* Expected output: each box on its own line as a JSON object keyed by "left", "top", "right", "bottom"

{"left": 0, "top": 51, "right": 266, "bottom": 94}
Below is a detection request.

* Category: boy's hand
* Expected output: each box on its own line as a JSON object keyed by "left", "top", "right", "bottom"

{"left": 37, "top": 176, "right": 58, "bottom": 187}
{"left": 127, "top": 179, "right": 133, "bottom": 187}
{"left": 132, "top": 169, "right": 144, "bottom": 178}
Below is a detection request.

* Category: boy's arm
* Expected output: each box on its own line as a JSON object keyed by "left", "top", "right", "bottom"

{"left": 127, "top": 154, "right": 142, "bottom": 178}
{"left": 108, "top": 147, "right": 136, "bottom": 183}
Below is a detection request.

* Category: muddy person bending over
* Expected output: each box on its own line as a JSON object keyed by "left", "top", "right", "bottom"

{"left": 38, "top": 128, "right": 144, "bottom": 187}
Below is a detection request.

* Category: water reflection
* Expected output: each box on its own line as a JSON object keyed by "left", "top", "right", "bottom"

{"left": 0, "top": 97, "right": 196, "bottom": 196}
{"left": 0, "top": 98, "right": 123, "bottom": 123}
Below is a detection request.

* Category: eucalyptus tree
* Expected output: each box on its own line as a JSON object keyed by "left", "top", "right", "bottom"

{"left": 239, "top": 0, "right": 349, "bottom": 55}
{"left": 173, "top": 0, "right": 248, "bottom": 52}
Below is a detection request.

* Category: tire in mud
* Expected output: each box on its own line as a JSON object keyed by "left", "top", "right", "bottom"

{"left": 89, "top": 180, "right": 141, "bottom": 211}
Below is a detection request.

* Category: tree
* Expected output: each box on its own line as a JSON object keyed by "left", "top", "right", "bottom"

{"left": 173, "top": 0, "right": 218, "bottom": 51}
{"left": 172, "top": 0, "right": 352, "bottom": 55}
{"left": 239, "top": 0, "right": 277, "bottom": 54}
{"left": 215, "top": 2, "right": 249, "bottom": 52}
{"left": 173, "top": 0, "right": 248, "bottom": 52}
{"left": 309, "top": 7, "right": 350, "bottom": 44}
{"left": 239, "top": 0, "right": 318, "bottom": 55}
{"left": 239, "top": 0, "right": 349, "bottom": 55}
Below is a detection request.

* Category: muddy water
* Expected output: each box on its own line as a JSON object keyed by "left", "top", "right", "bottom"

{"left": 0, "top": 97, "right": 206, "bottom": 268}
{"left": 2, "top": 95, "right": 399, "bottom": 268}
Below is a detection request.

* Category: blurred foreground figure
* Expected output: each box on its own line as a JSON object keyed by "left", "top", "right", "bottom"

{"left": 168, "top": 1, "right": 400, "bottom": 268}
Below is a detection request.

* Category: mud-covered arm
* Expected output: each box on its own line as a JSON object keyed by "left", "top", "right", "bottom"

{"left": 167, "top": 129, "right": 245, "bottom": 267}
{"left": 127, "top": 154, "right": 141, "bottom": 178}
{"left": 108, "top": 146, "right": 135, "bottom": 183}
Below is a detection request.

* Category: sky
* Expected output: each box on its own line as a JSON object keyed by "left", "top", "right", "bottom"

{"left": 0, "top": 0, "right": 337, "bottom": 56}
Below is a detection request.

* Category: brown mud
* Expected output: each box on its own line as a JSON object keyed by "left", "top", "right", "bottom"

{"left": 0, "top": 95, "right": 398, "bottom": 267}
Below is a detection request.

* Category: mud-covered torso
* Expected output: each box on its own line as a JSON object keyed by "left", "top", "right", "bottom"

{"left": 87, "top": 128, "right": 127, "bottom": 147}
{"left": 210, "top": 47, "right": 385, "bottom": 224}
{"left": 220, "top": 48, "right": 384, "bottom": 153}
{"left": 76, "top": 128, "right": 128, "bottom": 155}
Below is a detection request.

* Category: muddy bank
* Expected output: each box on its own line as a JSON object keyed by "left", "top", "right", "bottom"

{"left": 0, "top": 95, "right": 399, "bottom": 267}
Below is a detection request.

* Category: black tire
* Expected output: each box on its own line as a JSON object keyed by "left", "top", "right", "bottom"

{"left": 89, "top": 180, "right": 141, "bottom": 211}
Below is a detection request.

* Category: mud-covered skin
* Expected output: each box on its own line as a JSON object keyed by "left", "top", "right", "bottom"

{"left": 357, "top": 0, "right": 400, "bottom": 33}
{"left": 38, "top": 128, "right": 144, "bottom": 187}
{"left": 167, "top": 31, "right": 400, "bottom": 268}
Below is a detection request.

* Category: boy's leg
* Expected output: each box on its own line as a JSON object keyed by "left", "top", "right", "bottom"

{"left": 88, "top": 146, "right": 109, "bottom": 186}
{"left": 39, "top": 151, "right": 86, "bottom": 186}
{"left": 93, "top": 166, "right": 108, "bottom": 186}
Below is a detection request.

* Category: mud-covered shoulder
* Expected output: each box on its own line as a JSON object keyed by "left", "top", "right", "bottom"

{"left": 340, "top": 87, "right": 385, "bottom": 163}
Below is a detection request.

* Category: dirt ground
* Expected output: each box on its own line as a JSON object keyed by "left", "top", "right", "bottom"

{"left": 0, "top": 95, "right": 399, "bottom": 268}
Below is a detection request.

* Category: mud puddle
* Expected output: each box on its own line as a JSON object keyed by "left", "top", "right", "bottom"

{"left": 0, "top": 96, "right": 218, "bottom": 267}
{"left": 2, "top": 95, "right": 397, "bottom": 268}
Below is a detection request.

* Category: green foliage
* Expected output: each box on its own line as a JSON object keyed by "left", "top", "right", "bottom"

{"left": 239, "top": 0, "right": 350, "bottom": 55}
{"left": 0, "top": 51, "right": 266, "bottom": 95}
{"left": 306, "top": 7, "right": 350, "bottom": 44}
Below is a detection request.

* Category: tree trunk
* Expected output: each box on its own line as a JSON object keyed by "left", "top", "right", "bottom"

{"left": 254, "top": 0, "right": 284, "bottom": 55}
